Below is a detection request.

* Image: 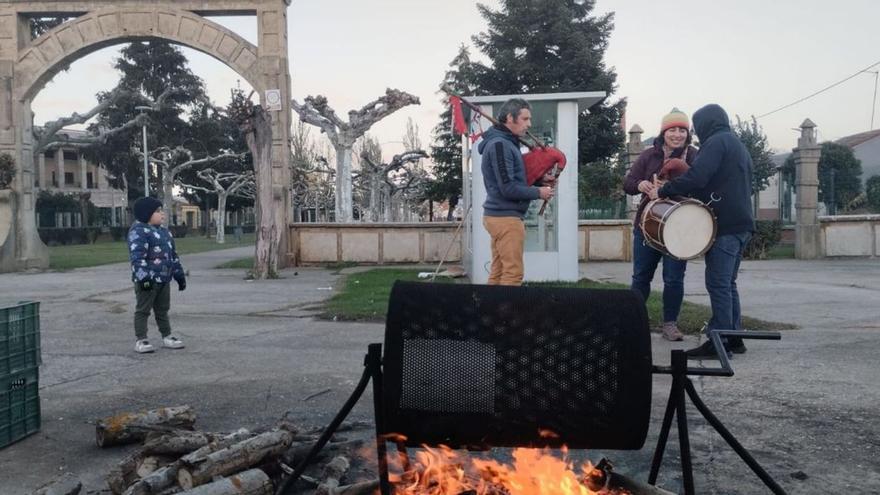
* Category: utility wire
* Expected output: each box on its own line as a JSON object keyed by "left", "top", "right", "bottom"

{"left": 756, "top": 60, "right": 880, "bottom": 119}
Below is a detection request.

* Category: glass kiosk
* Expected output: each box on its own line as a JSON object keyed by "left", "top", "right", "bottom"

{"left": 462, "top": 92, "right": 606, "bottom": 283}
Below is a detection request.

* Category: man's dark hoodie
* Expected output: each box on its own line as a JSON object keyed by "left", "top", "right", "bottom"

{"left": 659, "top": 104, "right": 755, "bottom": 236}
{"left": 480, "top": 124, "right": 540, "bottom": 218}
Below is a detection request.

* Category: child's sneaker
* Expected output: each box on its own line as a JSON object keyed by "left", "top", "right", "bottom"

{"left": 162, "top": 335, "right": 185, "bottom": 349}
{"left": 135, "top": 339, "right": 155, "bottom": 353}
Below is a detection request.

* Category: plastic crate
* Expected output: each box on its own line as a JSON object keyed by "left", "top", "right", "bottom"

{"left": 0, "top": 366, "right": 40, "bottom": 449}
{"left": 0, "top": 301, "right": 41, "bottom": 376}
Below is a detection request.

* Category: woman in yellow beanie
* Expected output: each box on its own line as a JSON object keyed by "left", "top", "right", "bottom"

{"left": 622, "top": 108, "right": 700, "bottom": 341}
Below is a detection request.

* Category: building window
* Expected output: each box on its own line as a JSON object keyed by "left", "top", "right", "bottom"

{"left": 44, "top": 150, "right": 55, "bottom": 159}
{"left": 63, "top": 150, "right": 78, "bottom": 161}
{"left": 65, "top": 172, "right": 74, "bottom": 185}
{"left": 51, "top": 172, "right": 57, "bottom": 187}
{"left": 87, "top": 172, "right": 94, "bottom": 189}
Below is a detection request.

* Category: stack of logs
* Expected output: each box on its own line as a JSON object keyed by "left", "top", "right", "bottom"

{"left": 92, "top": 405, "right": 379, "bottom": 495}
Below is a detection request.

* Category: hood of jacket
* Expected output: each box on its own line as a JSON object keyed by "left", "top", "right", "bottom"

{"left": 693, "top": 104, "right": 731, "bottom": 143}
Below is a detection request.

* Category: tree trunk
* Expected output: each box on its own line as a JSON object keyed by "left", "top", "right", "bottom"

{"left": 244, "top": 107, "right": 278, "bottom": 279}
{"left": 96, "top": 406, "right": 196, "bottom": 448}
{"left": 177, "top": 469, "right": 272, "bottom": 495}
{"left": 177, "top": 429, "right": 292, "bottom": 489}
{"left": 162, "top": 171, "right": 174, "bottom": 216}
{"left": 369, "top": 174, "right": 379, "bottom": 223}
{"left": 446, "top": 195, "right": 459, "bottom": 221}
{"left": 334, "top": 144, "right": 354, "bottom": 222}
{"left": 383, "top": 187, "right": 392, "bottom": 223}
{"left": 216, "top": 192, "right": 227, "bottom": 244}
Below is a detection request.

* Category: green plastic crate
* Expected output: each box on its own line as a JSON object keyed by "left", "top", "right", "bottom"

{"left": 0, "top": 366, "right": 40, "bottom": 449}
{"left": 0, "top": 301, "right": 41, "bottom": 376}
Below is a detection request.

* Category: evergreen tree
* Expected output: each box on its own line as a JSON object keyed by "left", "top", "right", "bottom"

{"left": 733, "top": 116, "right": 776, "bottom": 213}
{"left": 467, "top": 0, "right": 626, "bottom": 205}
{"left": 818, "top": 142, "right": 862, "bottom": 213}
{"left": 86, "top": 41, "right": 209, "bottom": 201}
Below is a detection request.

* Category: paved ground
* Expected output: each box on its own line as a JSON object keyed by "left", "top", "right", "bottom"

{"left": 0, "top": 249, "right": 878, "bottom": 494}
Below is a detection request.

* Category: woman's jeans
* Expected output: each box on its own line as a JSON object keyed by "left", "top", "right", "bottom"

{"left": 631, "top": 228, "right": 687, "bottom": 322}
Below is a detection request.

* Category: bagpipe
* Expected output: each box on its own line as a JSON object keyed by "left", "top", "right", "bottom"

{"left": 442, "top": 85, "right": 567, "bottom": 215}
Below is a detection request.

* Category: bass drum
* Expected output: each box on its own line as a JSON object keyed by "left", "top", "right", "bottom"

{"left": 640, "top": 197, "right": 717, "bottom": 260}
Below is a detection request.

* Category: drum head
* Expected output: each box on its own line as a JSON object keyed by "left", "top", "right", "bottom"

{"left": 663, "top": 203, "right": 715, "bottom": 259}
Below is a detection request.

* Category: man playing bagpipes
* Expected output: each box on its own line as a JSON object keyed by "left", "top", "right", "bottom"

{"left": 477, "top": 98, "right": 565, "bottom": 286}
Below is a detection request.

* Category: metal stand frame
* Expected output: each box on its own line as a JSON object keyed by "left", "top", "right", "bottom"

{"left": 649, "top": 330, "right": 788, "bottom": 495}
{"left": 279, "top": 331, "right": 790, "bottom": 495}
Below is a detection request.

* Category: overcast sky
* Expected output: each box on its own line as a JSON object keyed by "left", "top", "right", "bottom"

{"left": 32, "top": 0, "right": 880, "bottom": 160}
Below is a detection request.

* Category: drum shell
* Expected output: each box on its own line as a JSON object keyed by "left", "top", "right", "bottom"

{"left": 639, "top": 197, "right": 717, "bottom": 260}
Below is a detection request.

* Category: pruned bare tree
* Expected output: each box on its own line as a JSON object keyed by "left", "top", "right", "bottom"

{"left": 179, "top": 168, "right": 254, "bottom": 244}
{"left": 291, "top": 88, "right": 420, "bottom": 222}
{"left": 140, "top": 145, "right": 248, "bottom": 207}
{"left": 229, "top": 90, "right": 278, "bottom": 279}
{"left": 32, "top": 87, "right": 182, "bottom": 155}
{"left": 360, "top": 149, "right": 429, "bottom": 222}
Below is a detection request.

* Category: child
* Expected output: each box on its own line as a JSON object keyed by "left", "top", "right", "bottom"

{"left": 128, "top": 197, "right": 187, "bottom": 353}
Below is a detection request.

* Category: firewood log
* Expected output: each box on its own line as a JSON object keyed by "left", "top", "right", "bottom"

{"left": 177, "top": 429, "right": 293, "bottom": 489}
{"left": 180, "top": 429, "right": 252, "bottom": 464}
{"left": 142, "top": 431, "right": 217, "bottom": 456}
{"left": 97, "top": 406, "right": 196, "bottom": 447}
{"left": 122, "top": 463, "right": 180, "bottom": 495}
{"left": 176, "top": 468, "right": 272, "bottom": 495}
{"left": 314, "top": 456, "right": 350, "bottom": 495}
{"left": 136, "top": 455, "right": 177, "bottom": 478}
{"left": 328, "top": 479, "right": 379, "bottom": 495}
{"left": 106, "top": 451, "right": 144, "bottom": 495}
{"left": 121, "top": 430, "right": 252, "bottom": 495}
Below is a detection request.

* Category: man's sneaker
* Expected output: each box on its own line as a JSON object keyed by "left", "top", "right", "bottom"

{"left": 135, "top": 339, "right": 155, "bottom": 353}
{"left": 162, "top": 335, "right": 185, "bottom": 349}
{"left": 684, "top": 340, "right": 731, "bottom": 360}
{"left": 661, "top": 322, "right": 684, "bottom": 341}
{"left": 728, "top": 338, "right": 747, "bottom": 354}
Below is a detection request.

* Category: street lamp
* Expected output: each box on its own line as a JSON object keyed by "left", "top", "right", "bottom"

{"left": 134, "top": 105, "right": 153, "bottom": 197}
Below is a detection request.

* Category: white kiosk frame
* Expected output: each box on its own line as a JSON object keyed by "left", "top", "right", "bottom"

{"left": 462, "top": 92, "right": 606, "bottom": 284}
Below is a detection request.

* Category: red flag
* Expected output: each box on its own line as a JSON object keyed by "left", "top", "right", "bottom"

{"left": 450, "top": 96, "right": 468, "bottom": 135}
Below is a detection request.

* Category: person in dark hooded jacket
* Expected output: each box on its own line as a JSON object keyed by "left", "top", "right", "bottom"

{"left": 647, "top": 103, "right": 755, "bottom": 359}
{"left": 479, "top": 98, "right": 554, "bottom": 286}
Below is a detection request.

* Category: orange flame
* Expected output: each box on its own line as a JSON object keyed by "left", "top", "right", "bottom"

{"left": 387, "top": 444, "right": 618, "bottom": 495}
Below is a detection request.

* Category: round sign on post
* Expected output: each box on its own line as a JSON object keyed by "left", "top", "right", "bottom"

{"left": 265, "top": 89, "right": 282, "bottom": 111}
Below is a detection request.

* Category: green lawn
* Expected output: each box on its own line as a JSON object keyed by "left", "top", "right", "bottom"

{"left": 49, "top": 234, "right": 255, "bottom": 270}
{"left": 321, "top": 268, "right": 797, "bottom": 333}
{"left": 215, "top": 256, "right": 254, "bottom": 269}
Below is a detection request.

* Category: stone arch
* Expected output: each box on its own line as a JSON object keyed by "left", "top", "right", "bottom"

{"left": 15, "top": 7, "right": 265, "bottom": 101}
{"left": 0, "top": 1, "right": 292, "bottom": 272}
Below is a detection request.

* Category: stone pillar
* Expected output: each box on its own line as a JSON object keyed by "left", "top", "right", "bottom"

{"left": 793, "top": 119, "right": 821, "bottom": 259}
{"left": 257, "top": 2, "right": 292, "bottom": 267}
{"left": 0, "top": 11, "right": 49, "bottom": 272}
{"left": 37, "top": 153, "right": 45, "bottom": 189}
{"left": 98, "top": 165, "right": 108, "bottom": 189}
{"left": 79, "top": 153, "right": 87, "bottom": 190}
{"left": 625, "top": 124, "right": 645, "bottom": 220}
{"left": 56, "top": 146, "right": 65, "bottom": 189}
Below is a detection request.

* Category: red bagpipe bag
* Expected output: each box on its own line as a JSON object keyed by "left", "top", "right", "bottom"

{"left": 523, "top": 147, "right": 567, "bottom": 186}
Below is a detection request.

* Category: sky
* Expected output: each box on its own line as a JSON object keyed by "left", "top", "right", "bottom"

{"left": 31, "top": 0, "right": 880, "bottom": 161}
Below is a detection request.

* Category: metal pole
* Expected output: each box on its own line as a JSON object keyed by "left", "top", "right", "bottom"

{"left": 142, "top": 122, "right": 149, "bottom": 197}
